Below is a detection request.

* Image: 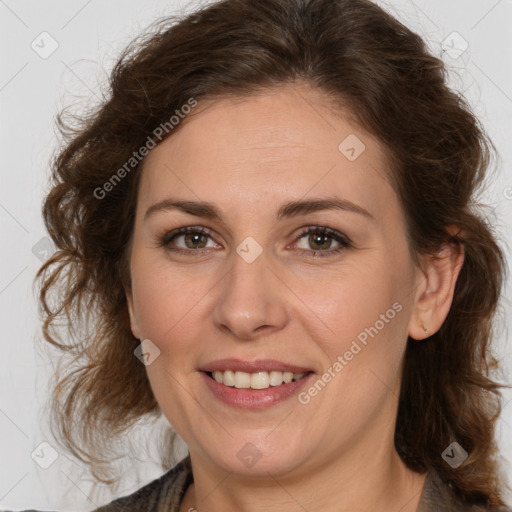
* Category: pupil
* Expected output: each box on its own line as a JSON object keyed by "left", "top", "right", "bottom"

{"left": 311, "top": 233, "right": 330, "bottom": 250}
{"left": 186, "top": 233, "right": 206, "bottom": 249}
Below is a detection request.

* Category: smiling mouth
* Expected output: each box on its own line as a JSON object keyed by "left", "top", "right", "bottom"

{"left": 205, "top": 370, "right": 312, "bottom": 390}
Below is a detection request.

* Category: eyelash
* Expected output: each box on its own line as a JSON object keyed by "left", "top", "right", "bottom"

{"left": 157, "top": 225, "right": 352, "bottom": 258}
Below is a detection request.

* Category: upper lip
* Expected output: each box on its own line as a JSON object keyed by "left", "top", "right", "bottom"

{"left": 200, "top": 358, "right": 313, "bottom": 374}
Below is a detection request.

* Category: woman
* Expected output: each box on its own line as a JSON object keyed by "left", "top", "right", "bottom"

{"left": 28, "top": 0, "right": 510, "bottom": 510}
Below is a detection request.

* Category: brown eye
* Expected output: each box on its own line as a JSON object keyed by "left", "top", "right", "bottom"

{"left": 159, "top": 226, "right": 217, "bottom": 254}
{"left": 180, "top": 232, "right": 209, "bottom": 249}
{"left": 294, "top": 226, "right": 351, "bottom": 258}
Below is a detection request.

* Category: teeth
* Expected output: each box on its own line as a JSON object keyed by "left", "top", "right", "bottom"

{"left": 251, "top": 371, "right": 269, "bottom": 390}
{"left": 211, "top": 370, "right": 306, "bottom": 389}
{"left": 234, "top": 371, "right": 251, "bottom": 388}
{"left": 269, "top": 371, "right": 284, "bottom": 386}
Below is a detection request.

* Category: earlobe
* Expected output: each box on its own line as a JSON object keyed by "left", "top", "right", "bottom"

{"left": 408, "top": 233, "right": 465, "bottom": 341}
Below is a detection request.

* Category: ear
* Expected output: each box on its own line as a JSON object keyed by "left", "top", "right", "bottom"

{"left": 408, "top": 227, "right": 465, "bottom": 340}
{"left": 125, "top": 287, "right": 142, "bottom": 340}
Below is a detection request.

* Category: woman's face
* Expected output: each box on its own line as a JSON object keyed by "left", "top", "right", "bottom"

{"left": 126, "top": 85, "right": 425, "bottom": 478}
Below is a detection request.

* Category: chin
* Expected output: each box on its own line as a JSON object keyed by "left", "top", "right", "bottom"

{"left": 195, "top": 431, "right": 313, "bottom": 477}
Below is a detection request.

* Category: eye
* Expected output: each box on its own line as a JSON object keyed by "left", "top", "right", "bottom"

{"left": 158, "top": 225, "right": 352, "bottom": 258}
{"left": 292, "top": 226, "right": 352, "bottom": 258}
{"left": 158, "top": 226, "right": 218, "bottom": 255}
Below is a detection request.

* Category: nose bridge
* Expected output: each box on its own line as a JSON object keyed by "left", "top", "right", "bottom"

{"left": 211, "top": 237, "right": 288, "bottom": 339}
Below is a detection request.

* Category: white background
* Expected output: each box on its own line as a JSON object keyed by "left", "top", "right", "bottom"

{"left": 1, "top": 0, "right": 511, "bottom": 510}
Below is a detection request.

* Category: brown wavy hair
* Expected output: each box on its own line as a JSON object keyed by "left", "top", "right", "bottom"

{"left": 35, "top": 0, "right": 510, "bottom": 507}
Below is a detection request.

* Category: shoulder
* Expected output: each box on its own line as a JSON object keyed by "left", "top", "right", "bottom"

{"left": 418, "top": 470, "right": 512, "bottom": 512}
{"left": 92, "top": 455, "right": 192, "bottom": 512}
{"left": 10, "top": 456, "right": 193, "bottom": 512}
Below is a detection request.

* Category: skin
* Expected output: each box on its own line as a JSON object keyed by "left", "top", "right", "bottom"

{"left": 125, "top": 84, "right": 464, "bottom": 512}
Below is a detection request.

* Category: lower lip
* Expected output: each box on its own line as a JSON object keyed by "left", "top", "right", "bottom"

{"left": 201, "top": 372, "right": 314, "bottom": 410}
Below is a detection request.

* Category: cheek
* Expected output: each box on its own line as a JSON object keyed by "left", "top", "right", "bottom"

{"left": 303, "top": 257, "right": 409, "bottom": 345}
{"left": 129, "top": 258, "right": 205, "bottom": 355}
{"left": 303, "top": 252, "right": 413, "bottom": 395}
{"left": 129, "top": 262, "right": 206, "bottom": 424}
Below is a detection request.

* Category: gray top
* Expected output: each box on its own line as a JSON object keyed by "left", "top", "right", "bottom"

{"left": 16, "top": 456, "right": 512, "bottom": 512}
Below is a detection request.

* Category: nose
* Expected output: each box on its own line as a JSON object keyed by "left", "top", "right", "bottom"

{"left": 211, "top": 246, "right": 289, "bottom": 341}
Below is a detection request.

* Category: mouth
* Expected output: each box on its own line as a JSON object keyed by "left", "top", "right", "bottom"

{"left": 199, "top": 360, "right": 315, "bottom": 410}
{"left": 199, "top": 359, "right": 316, "bottom": 409}
{"left": 204, "top": 369, "right": 313, "bottom": 390}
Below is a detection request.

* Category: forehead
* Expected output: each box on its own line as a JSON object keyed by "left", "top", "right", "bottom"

{"left": 137, "top": 85, "right": 399, "bottom": 224}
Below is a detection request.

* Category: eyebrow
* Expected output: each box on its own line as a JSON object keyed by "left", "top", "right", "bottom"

{"left": 144, "top": 196, "right": 374, "bottom": 223}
